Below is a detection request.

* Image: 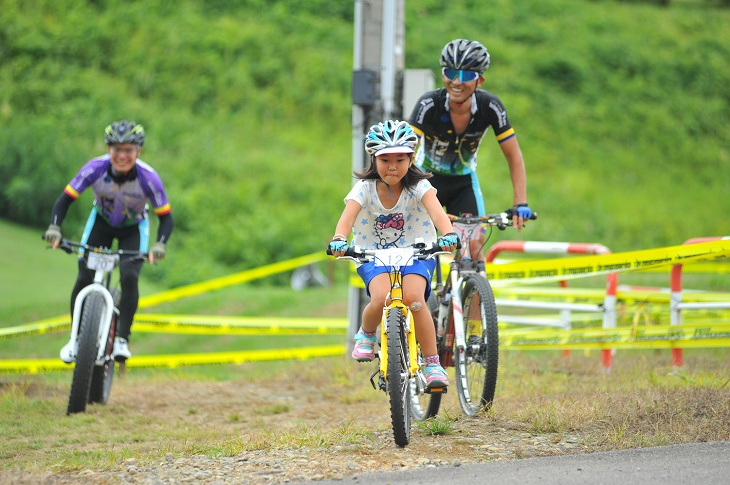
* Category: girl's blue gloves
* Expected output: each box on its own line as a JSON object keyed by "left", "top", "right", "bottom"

{"left": 437, "top": 232, "right": 459, "bottom": 250}
{"left": 329, "top": 239, "right": 349, "bottom": 253}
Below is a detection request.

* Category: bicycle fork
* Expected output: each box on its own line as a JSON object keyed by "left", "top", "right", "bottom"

{"left": 62, "top": 280, "right": 115, "bottom": 364}
{"left": 450, "top": 262, "right": 468, "bottom": 352}
{"left": 370, "top": 269, "right": 420, "bottom": 392}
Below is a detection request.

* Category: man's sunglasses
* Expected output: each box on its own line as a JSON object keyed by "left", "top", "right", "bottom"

{"left": 442, "top": 68, "right": 480, "bottom": 82}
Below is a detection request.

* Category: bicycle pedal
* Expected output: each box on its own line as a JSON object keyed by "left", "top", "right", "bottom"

{"left": 425, "top": 386, "right": 447, "bottom": 394}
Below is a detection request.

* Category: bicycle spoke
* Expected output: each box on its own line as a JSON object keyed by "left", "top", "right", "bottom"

{"left": 455, "top": 275, "right": 498, "bottom": 416}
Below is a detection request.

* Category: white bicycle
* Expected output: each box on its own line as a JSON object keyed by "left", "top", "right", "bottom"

{"left": 50, "top": 238, "right": 146, "bottom": 415}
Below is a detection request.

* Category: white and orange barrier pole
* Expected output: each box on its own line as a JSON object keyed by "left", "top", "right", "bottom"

{"left": 670, "top": 236, "right": 730, "bottom": 368}
{"left": 486, "top": 241, "right": 618, "bottom": 370}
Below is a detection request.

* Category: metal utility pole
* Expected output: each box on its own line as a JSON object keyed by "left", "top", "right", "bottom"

{"left": 347, "top": 0, "right": 406, "bottom": 349}
{"left": 346, "top": 1, "right": 434, "bottom": 350}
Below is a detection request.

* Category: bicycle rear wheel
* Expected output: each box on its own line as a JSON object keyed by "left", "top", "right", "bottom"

{"left": 455, "top": 274, "right": 499, "bottom": 416}
{"left": 67, "top": 293, "right": 103, "bottom": 415}
{"left": 89, "top": 289, "right": 119, "bottom": 405}
{"left": 386, "top": 307, "right": 411, "bottom": 447}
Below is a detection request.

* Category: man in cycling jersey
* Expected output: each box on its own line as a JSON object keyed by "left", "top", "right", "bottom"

{"left": 43, "top": 120, "right": 173, "bottom": 362}
{"left": 408, "top": 39, "right": 533, "bottom": 255}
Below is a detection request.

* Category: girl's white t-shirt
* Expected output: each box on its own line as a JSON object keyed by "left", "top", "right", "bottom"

{"left": 345, "top": 179, "right": 437, "bottom": 249}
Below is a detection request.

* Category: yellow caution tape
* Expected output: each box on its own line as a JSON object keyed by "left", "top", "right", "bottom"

{"left": 132, "top": 315, "right": 347, "bottom": 335}
{"left": 139, "top": 252, "right": 328, "bottom": 308}
{"left": 7, "top": 251, "right": 330, "bottom": 338}
{"left": 500, "top": 322, "right": 730, "bottom": 350}
{"left": 0, "top": 345, "right": 347, "bottom": 374}
{"left": 0, "top": 317, "right": 69, "bottom": 341}
{"left": 486, "top": 240, "right": 730, "bottom": 285}
{"left": 639, "top": 262, "right": 730, "bottom": 274}
{"left": 0, "top": 315, "right": 346, "bottom": 339}
{"left": 492, "top": 286, "right": 730, "bottom": 305}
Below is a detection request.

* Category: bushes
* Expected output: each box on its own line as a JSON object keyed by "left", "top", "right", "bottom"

{"left": 1, "top": 0, "right": 729, "bottom": 286}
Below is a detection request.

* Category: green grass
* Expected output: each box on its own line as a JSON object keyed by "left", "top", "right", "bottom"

{"left": 1, "top": 217, "right": 728, "bottom": 479}
{"left": 0, "top": 219, "right": 167, "bottom": 326}
{"left": 0, "top": 218, "right": 349, "bottom": 360}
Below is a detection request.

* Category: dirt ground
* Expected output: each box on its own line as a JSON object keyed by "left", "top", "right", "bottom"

{"left": 2, "top": 353, "right": 726, "bottom": 485}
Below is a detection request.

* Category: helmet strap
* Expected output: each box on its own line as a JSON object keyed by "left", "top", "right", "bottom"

{"left": 378, "top": 179, "right": 396, "bottom": 201}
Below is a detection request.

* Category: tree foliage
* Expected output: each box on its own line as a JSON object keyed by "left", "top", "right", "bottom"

{"left": 1, "top": 0, "right": 728, "bottom": 287}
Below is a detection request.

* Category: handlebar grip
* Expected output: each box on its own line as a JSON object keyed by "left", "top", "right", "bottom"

{"left": 326, "top": 246, "right": 359, "bottom": 257}
{"left": 41, "top": 235, "right": 75, "bottom": 253}
{"left": 504, "top": 209, "right": 539, "bottom": 221}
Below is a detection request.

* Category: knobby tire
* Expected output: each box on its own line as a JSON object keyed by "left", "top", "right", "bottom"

{"left": 88, "top": 289, "right": 120, "bottom": 405}
{"left": 67, "top": 293, "right": 103, "bottom": 415}
{"left": 455, "top": 274, "right": 499, "bottom": 416}
{"left": 387, "top": 307, "right": 411, "bottom": 447}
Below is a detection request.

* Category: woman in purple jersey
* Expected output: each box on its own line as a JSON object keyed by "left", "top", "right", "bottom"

{"left": 43, "top": 120, "right": 173, "bottom": 362}
{"left": 408, "top": 39, "right": 533, "bottom": 256}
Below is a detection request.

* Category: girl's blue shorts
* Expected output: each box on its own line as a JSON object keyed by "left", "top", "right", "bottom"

{"left": 357, "top": 259, "right": 436, "bottom": 300}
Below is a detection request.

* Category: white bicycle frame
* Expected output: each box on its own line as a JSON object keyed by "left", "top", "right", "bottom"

{"left": 67, "top": 252, "right": 119, "bottom": 365}
{"left": 449, "top": 267, "right": 468, "bottom": 352}
{"left": 448, "top": 221, "right": 487, "bottom": 352}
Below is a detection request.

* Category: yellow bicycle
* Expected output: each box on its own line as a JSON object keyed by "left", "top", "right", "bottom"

{"left": 330, "top": 239, "right": 447, "bottom": 447}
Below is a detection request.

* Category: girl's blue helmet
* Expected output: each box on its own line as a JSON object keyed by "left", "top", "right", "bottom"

{"left": 365, "top": 120, "right": 418, "bottom": 156}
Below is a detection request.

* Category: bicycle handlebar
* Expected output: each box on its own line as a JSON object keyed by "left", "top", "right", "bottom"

{"left": 326, "top": 241, "right": 451, "bottom": 261}
{"left": 448, "top": 211, "right": 538, "bottom": 229}
{"left": 42, "top": 236, "right": 148, "bottom": 260}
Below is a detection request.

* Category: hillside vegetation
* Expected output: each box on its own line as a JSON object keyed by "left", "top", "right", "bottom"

{"left": 2, "top": 0, "right": 729, "bottom": 289}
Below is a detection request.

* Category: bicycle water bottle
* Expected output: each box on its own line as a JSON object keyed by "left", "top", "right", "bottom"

{"left": 437, "top": 293, "right": 451, "bottom": 337}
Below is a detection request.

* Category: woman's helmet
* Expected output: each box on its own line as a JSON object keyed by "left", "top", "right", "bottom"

{"left": 440, "top": 39, "right": 490, "bottom": 73}
{"left": 364, "top": 120, "right": 418, "bottom": 156}
{"left": 104, "top": 120, "right": 145, "bottom": 146}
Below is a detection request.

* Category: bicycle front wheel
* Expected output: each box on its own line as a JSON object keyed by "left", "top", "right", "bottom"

{"left": 386, "top": 307, "right": 411, "bottom": 447}
{"left": 455, "top": 274, "right": 499, "bottom": 416}
{"left": 89, "top": 289, "right": 119, "bottom": 405}
{"left": 67, "top": 293, "right": 103, "bottom": 415}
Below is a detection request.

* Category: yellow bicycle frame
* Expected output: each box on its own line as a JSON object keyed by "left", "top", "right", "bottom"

{"left": 378, "top": 268, "right": 420, "bottom": 382}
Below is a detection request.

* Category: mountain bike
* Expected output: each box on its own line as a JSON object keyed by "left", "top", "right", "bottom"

{"left": 411, "top": 211, "right": 537, "bottom": 419}
{"left": 47, "top": 238, "right": 146, "bottom": 415}
{"left": 329, "top": 239, "right": 447, "bottom": 447}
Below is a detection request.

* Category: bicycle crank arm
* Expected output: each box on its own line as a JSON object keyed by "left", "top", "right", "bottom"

{"left": 369, "top": 368, "right": 386, "bottom": 392}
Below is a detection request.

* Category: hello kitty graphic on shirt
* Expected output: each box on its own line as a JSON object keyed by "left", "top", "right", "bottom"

{"left": 345, "top": 179, "right": 438, "bottom": 251}
{"left": 374, "top": 213, "right": 405, "bottom": 248}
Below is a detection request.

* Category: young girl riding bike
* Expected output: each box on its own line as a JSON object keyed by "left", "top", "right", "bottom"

{"left": 329, "top": 120, "right": 459, "bottom": 388}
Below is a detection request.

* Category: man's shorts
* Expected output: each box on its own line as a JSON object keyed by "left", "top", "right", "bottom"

{"left": 357, "top": 259, "right": 436, "bottom": 300}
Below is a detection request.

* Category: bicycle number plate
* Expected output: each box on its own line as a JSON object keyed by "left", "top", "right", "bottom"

{"left": 373, "top": 248, "right": 414, "bottom": 267}
{"left": 86, "top": 252, "right": 118, "bottom": 271}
